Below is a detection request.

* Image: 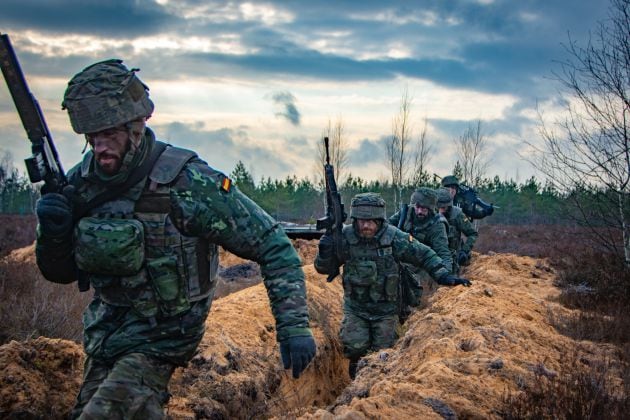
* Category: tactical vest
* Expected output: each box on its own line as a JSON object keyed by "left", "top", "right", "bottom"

{"left": 71, "top": 144, "right": 218, "bottom": 320}
{"left": 402, "top": 210, "right": 446, "bottom": 245}
{"left": 341, "top": 224, "right": 399, "bottom": 304}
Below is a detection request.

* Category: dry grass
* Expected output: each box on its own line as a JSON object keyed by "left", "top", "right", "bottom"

{"left": 0, "top": 214, "right": 36, "bottom": 258}
{"left": 484, "top": 225, "right": 630, "bottom": 419}
{"left": 500, "top": 352, "right": 630, "bottom": 419}
{"left": 0, "top": 246, "right": 90, "bottom": 345}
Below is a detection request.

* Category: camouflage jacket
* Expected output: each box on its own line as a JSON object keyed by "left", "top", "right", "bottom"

{"left": 314, "top": 222, "right": 449, "bottom": 317}
{"left": 444, "top": 206, "right": 478, "bottom": 254}
{"left": 388, "top": 209, "right": 453, "bottom": 273}
{"left": 36, "top": 129, "right": 310, "bottom": 365}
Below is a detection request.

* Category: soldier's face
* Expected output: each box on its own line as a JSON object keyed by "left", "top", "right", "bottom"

{"left": 356, "top": 219, "right": 379, "bottom": 239}
{"left": 86, "top": 125, "right": 131, "bottom": 175}
{"left": 438, "top": 206, "right": 447, "bottom": 215}
{"left": 414, "top": 204, "right": 430, "bottom": 219}
{"left": 86, "top": 119, "right": 145, "bottom": 175}
{"left": 447, "top": 186, "right": 457, "bottom": 198}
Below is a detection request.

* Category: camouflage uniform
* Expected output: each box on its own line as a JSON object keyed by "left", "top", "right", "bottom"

{"left": 437, "top": 187, "right": 478, "bottom": 274}
{"left": 35, "top": 60, "right": 313, "bottom": 419}
{"left": 388, "top": 188, "right": 453, "bottom": 273}
{"left": 314, "top": 193, "right": 449, "bottom": 376}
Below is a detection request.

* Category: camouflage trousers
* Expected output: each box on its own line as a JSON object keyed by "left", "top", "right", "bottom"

{"left": 340, "top": 309, "right": 399, "bottom": 359}
{"left": 71, "top": 352, "right": 175, "bottom": 419}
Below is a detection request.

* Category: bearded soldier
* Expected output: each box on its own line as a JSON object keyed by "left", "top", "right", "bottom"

{"left": 34, "top": 59, "right": 316, "bottom": 418}
{"left": 437, "top": 186, "right": 478, "bottom": 273}
{"left": 388, "top": 187, "right": 453, "bottom": 272}
{"left": 314, "top": 193, "right": 470, "bottom": 379}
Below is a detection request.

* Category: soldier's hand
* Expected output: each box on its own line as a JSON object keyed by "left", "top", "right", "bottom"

{"left": 36, "top": 193, "right": 73, "bottom": 238}
{"left": 457, "top": 250, "right": 471, "bottom": 266}
{"left": 439, "top": 274, "right": 472, "bottom": 287}
{"left": 318, "top": 234, "right": 335, "bottom": 260}
{"left": 280, "top": 335, "right": 316, "bottom": 379}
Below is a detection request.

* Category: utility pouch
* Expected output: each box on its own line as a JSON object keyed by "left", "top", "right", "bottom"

{"left": 401, "top": 268, "right": 423, "bottom": 307}
{"left": 346, "top": 260, "right": 377, "bottom": 303}
{"left": 74, "top": 217, "right": 145, "bottom": 275}
{"left": 146, "top": 255, "right": 190, "bottom": 317}
{"left": 383, "top": 274, "right": 399, "bottom": 302}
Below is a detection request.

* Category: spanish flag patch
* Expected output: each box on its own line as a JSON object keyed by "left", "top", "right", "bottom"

{"left": 220, "top": 176, "right": 232, "bottom": 193}
{"left": 409, "top": 234, "right": 414, "bottom": 242}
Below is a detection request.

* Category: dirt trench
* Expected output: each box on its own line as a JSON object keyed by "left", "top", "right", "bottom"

{"left": 1, "top": 240, "right": 626, "bottom": 419}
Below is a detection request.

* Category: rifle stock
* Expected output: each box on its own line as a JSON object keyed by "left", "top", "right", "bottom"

{"left": 0, "top": 33, "right": 67, "bottom": 194}
{"left": 315, "top": 137, "right": 346, "bottom": 282}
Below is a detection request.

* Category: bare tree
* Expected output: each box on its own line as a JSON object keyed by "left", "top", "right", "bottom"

{"left": 410, "top": 117, "right": 434, "bottom": 186}
{"left": 315, "top": 115, "right": 349, "bottom": 186}
{"left": 454, "top": 119, "right": 490, "bottom": 186}
{"left": 386, "top": 87, "right": 413, "bottom": 206}
{"left": 529, "top": 0, "right": 630, "bottom": 265}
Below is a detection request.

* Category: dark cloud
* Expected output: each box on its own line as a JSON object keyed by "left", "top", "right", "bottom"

{"left": 0, "top": 0, "right": 612, "bottom": 100}
{"left": 0, "top": 0, "right": 174, "bottom": 37}
{"left": 348, "top": 137, "right": 387, "bottom": 166}
{"left": 271, "top": 91, "right": 301, "bottom": 126}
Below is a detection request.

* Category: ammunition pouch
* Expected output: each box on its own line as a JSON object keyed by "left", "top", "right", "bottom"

{"left": 74, "top": 217, "right": 144, "bottom": 275}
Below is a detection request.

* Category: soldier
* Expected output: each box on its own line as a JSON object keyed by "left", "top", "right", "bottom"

{"left": 388, "top": 187, "right": 453, "bottom": 273}
{"left": 314, "top": 193, "right": 470, "bottom": 379}
{"left": 441, "top": 174, "right": 460, "bottom": 203}
{"left": 34, "top": 59, "right": 316, "bottom": 419}
{"left": 441, "top": 175, "right": 479, "bottom": 269}
{"left": 437, "top": 187, "right": 478, "bottom": 273}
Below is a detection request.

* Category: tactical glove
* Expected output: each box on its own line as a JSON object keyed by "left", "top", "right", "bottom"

{"left": 280, "top": 335, "right": 317, "bottom": 379}
{"left": 438, "top": 274, "right": 472, "bottom": 287}
{"left": 318, "top": 234, "right": 335, "bottom": 260}
{"left": 36, "top": 193, "right": 73, "bottom": 239}
{"left": 457, "top": 250, "right": 471, "bottom": 266}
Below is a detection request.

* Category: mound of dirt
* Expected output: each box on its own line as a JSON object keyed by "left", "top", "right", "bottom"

{"left": 302, "top": 252, "right": 622, "bottom": 419}
{"left": 214, "top": 238, "right": 319, "bottom": 298}
{"left": 0, "top": 337, "right": 84, "bottom": 418}
{"left": 0, "top": 242, "right": 625, "bottom": 419}
{"left": 167, "top": 263, "right": 347, "bottom": 419}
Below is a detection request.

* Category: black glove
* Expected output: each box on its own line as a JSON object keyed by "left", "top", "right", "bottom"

{"left": 457, "top": 250, "right": 471, "bottom": 266}
{"left": 438, "top": 274, "right": 472, "bottom": 287}
{"left": 280, "top": 335, "right": 317, "bottom": 379}
{"left": 318, "top": 234, "right": 335, "bottom": 260}
{"left": 36, "top": 193, "right": 73, "bottom": 238}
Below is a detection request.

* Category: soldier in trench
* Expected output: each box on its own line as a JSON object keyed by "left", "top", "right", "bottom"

{"left": 314, "top": 192, "right": 470, "bottom": 378}
{"left": 34, "top": 59, "right": 316, "bottom": 418}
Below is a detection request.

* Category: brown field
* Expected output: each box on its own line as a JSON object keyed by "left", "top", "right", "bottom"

{"left": 0, "top": 215, "right": 628, "bottom": 418}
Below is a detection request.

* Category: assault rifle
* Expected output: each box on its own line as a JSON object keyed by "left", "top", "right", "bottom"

{"left": 454, "top": 184, "right": 496, "bottom": 221}
{"left": 315, "top": 137, "right": 346, "bottom": 282}
{"left": 0, "top": 33, "right": 67, "bottom": 194}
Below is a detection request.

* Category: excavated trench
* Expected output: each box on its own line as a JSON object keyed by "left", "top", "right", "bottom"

{"left": 2, "top": 239, "right": 626, "bottom": 419}
{"left": 164, "top": 239, "right": 350, "bottom": 419}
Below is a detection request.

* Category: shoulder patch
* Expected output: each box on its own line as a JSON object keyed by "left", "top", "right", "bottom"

{"left": 220, "top": 175, "right": 232, "bottom": 193}
{"left": 409, "top": 234, "right": 413, "bottom": 242}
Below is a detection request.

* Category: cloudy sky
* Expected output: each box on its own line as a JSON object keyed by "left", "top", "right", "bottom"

{"left": 0, "top": 0, "right": 611, "bottom": 184}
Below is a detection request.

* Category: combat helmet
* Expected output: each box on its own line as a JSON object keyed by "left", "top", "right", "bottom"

{"left": 62, "top": 59, "right": 154, "bottom": 134}
{"left": 436, "top": 187, "right": 453, "bottom": 207}
{"left": 410, "top": 187, "right": 437, "bottom": 208}
{"left": 350, "top": 192, "right": 386, "bottom": 219}
{"left": 441, "top": 175, "right": 459, "bottom": 188}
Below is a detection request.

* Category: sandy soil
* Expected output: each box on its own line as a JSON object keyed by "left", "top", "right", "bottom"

{"left": 0, "top": 242, "right": 624, "bottom": 419}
